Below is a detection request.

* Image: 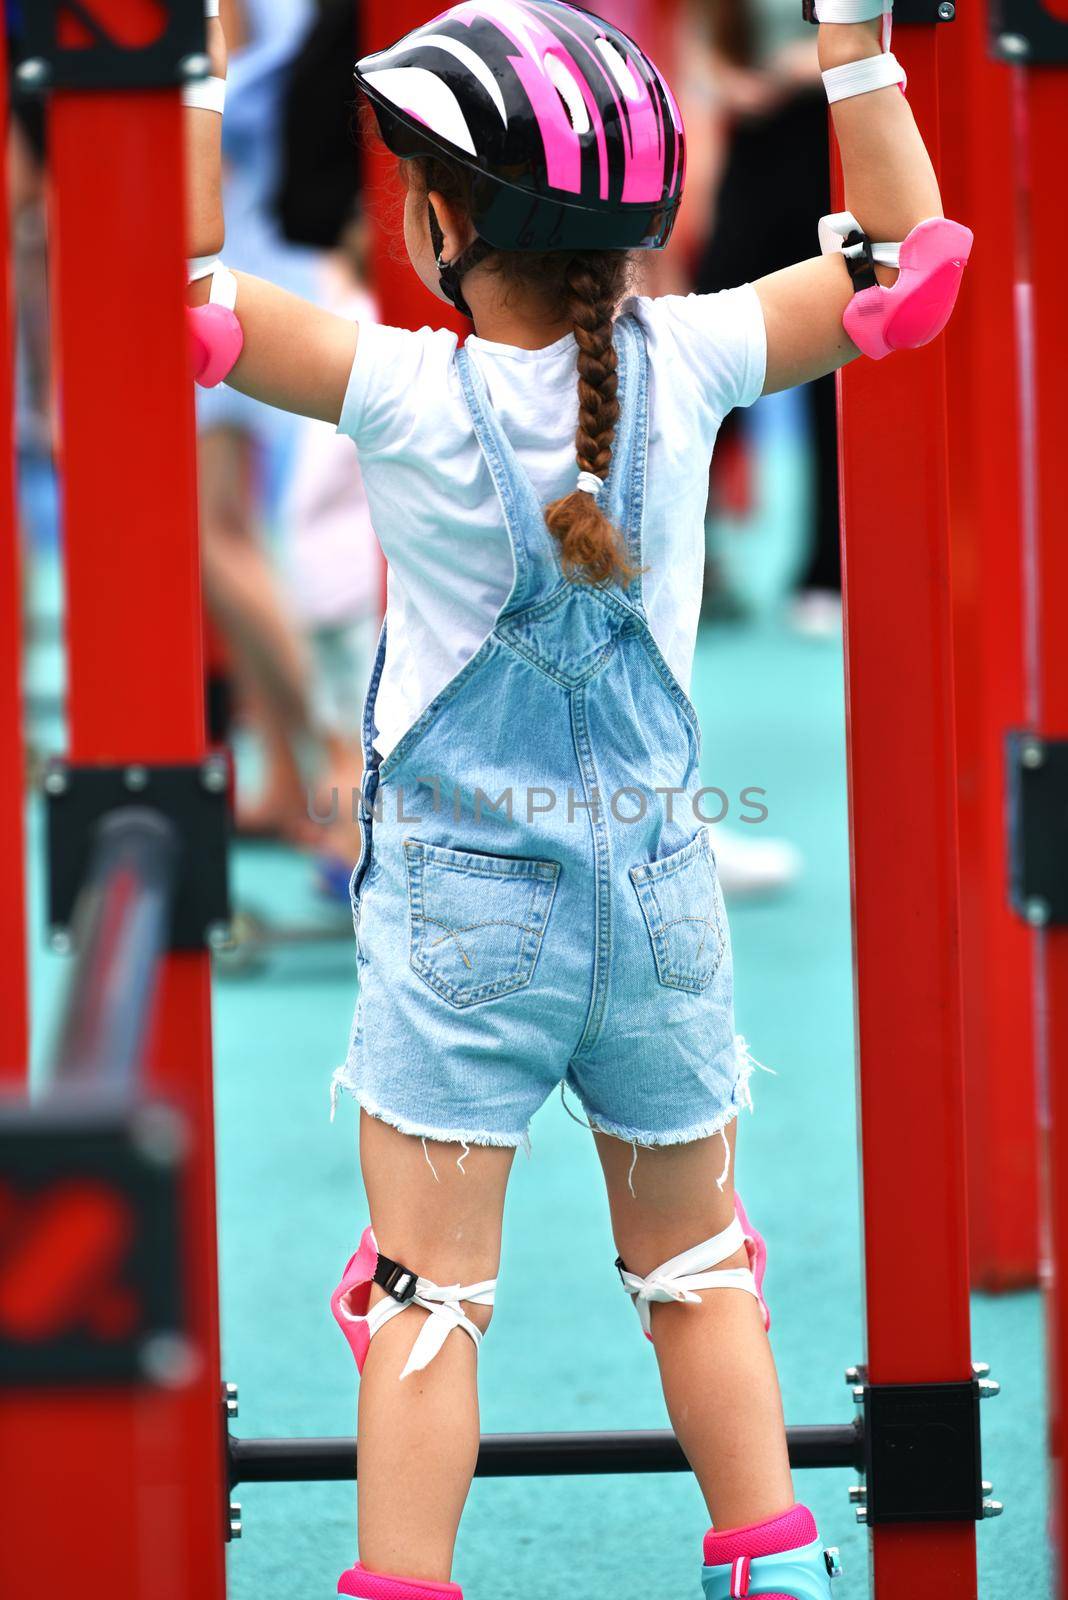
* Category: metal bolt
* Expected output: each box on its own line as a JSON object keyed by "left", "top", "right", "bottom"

{"left": 998, "top": 31, "right": 1030, "bottom": 56}
{"left": 206, "top": 921, "right": 234, "bottom": 952}
{"left": 982, "top": 1481, "right": 993, "bottom": 1495}
{"left": 49, "top": 927, "right": 73, "bottom": 956}
{"left": 982, "top": 1499, "right": 1004, "bottom": 1518}
{"left": 978, "top": 1377, "right": 1001, "bottom": 1399}
{"left": 124, "top": 764, "right": 150, "bottom": 792}
{"left": 201, "top": 755, "right": 229, "bottom": 794}
{"left": 140, "top": 1332, "right": 199, "bottom": 1388}
{"left": 229, "top": 1502, "right": 243, "bottom": 1539}
{"left": 937, "top": 2, "right": 955, "bottom": 18}
{"left": 1020, "top": 738, "right": 1045, "bottom": 769}
{"left": 16, "top": 57, "right": 50, "bottom": 88}
{"left": 848, "top": 1486, "right": 867, "bottom": 1504}
{"left": 855, "top": 1506, "right": 868, "bottom": 1525}
{"left": 852, "top": 1385, "right": 866, "bottom": 1405}
{"left": 224, "top": 1381, "right": 239, "bottom": 1419}
{"left": 845, "top": 1365, "right": 861, "bottom": 1385}
{"left": 1025, "top": 896, "right": 1051, "bottom": 927}
{"left": 972, "top": 1361, "right": 991, "bottom": 1379}
{"left": 131, "top": 1106, "right": 189, "bottom": 1169}
{"left": 43, "top": 764, "right": 68, "bottom": 797}
{"left": 180, "top": 51, "right": 212, "bottom": 80}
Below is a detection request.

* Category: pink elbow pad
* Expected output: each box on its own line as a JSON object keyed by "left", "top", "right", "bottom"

{"left": 187, "top": 301, "right": 244, "bottom": 389}
{"left": 837, "top": 216, "right": 974, "bottom": 362}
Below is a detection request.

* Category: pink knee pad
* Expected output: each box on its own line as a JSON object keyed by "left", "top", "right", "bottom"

{"left": 338, "top": 1563, "right": 462, "bottom": 1599}
{"left": 330, "top": 1224, "right": 379, "bottom": 1373}
{"left": 186, "top": 301, "right": 244, "bottom": 388}
{"left": 843, "top": 217, "right": 973, "bottom": 361}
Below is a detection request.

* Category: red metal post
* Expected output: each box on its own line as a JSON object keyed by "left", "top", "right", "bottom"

{"left": 0, "top": 51, "right": 226, "bottom": 1600}
{"left": 835, "top": 25, "right": 977, "bottom": 1599}
{"left": 363, "top": 0, "right": 467, "bottom": 335}
{"left": 0, "top": 25, "right": 29, "bottom": 1086}
{"left": 937, "top": 0, "right": 1038, "bottom": 1291}
{"left": 1006, "top": 49, "right": 1068, "bottom": 1594}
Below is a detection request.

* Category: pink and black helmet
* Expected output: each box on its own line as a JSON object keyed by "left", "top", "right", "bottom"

{"left": 354, "top": 1, "right": 686, "bottom": 256}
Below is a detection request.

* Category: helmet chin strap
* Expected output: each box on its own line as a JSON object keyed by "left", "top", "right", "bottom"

{"left": 428, "top": 203, "right": 493, "bottom": 321}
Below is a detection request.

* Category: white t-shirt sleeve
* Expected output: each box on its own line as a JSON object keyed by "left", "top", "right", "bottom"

{"left": 336, "top": 320, "right": 460, "bottom": 456}
{"left": 629, "top": 284, "right": 767, "bottom": 442}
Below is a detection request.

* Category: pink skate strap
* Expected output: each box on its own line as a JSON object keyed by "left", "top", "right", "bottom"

{"left": 704, "top": 1504, "right": 818, "bottom": 1568}
{"left": 842, "top": 216, "right": 973, "bottom": 361}
{"left": 338, "top": 1562, "right": 462, "bottom": 1599}
{"left": 186, "top": 301, "right": 244, "bottom": 389}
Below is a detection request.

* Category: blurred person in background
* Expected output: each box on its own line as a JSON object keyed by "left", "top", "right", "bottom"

{"left": 198, "top": 0, "right": 365, "bottom": 876}
{"left": 694, "top": 0, "right": 842, "bottom": 637}
{"left": 275, "top": 0, "right": 385, "bottom": 901}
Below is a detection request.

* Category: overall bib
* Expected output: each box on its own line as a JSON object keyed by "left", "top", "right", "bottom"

{"left": 334, "top": 314, "right": 750, "bottom": 1150}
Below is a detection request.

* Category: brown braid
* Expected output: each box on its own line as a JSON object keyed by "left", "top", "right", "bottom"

{"left": 406, "top": 154, "right": 640, "bottom": 588}
{"left": 543, "top": 254, "right": 637, "bottom": 588}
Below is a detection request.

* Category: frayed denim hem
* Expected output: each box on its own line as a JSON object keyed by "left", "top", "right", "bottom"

{"left": 562, "top": 1034, "right": 769, "bottom": 1196}
{"left": 330, "top": 1066, "right": 533, "bottom": 1163}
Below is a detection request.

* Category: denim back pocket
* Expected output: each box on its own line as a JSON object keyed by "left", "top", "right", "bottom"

{"left": 404, "top": 840, "right": 560, "bottom": 1009}
{"left": 629, "top": 829, "right": 726, "bottom": 993}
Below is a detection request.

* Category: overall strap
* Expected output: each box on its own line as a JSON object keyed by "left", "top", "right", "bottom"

{"left": 454, "top": 311, "right": 651, "bottom": 617}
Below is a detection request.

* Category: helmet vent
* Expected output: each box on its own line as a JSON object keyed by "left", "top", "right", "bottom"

{"left": 544, "top": 52, "right": 590, "bottom": 134}
{"left": 595, "top": 37, "right": 640, "bottom": 99}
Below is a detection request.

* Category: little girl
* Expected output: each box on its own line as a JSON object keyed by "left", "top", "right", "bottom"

{"left": 186, "top": 3, "right": 967, "bottom": 1595}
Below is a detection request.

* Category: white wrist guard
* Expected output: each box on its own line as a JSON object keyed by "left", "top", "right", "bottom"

{"left": 181, "top": 74, "right": 226, "bottom": 113}
{"left": 823, "top": 51, "right": 906, "bottom": 101}
{"left": 205, "top": 0, "right": 220, "bottom": 15}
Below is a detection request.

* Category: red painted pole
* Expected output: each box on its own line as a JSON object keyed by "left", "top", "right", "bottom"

{"left": 363, "top": 0, "right": 467, "bottom": 335}
{"left": 835, "top": 25, "right": 977, "bottom": 1599}
{"left": 936, "top": 0, "right": 1038, "bottom": 1292}
{"left": 0, "top": 24, "right": 29, "bottom": 1087}
{"left": 1007, "top": 54, "right": 1068, "bottom": 1595}
{"left": 0, "top": 51, "right": 226, "bottom": 1600}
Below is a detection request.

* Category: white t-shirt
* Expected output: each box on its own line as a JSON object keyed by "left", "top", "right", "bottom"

{"left": 337, "top": 286, "right": 767, "bottom": 758}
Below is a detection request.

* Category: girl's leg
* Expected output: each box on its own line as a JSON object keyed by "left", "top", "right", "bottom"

{"left": 355, "top": 1112, "right": 516, "bottom": 1583}
{"left": 594, "top": 1121, "right": 794, "bottom": 1529}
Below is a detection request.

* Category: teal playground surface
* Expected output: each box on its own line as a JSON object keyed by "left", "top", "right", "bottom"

{"left": 23, "top": 416, "right": 1046, "bottom": 1599}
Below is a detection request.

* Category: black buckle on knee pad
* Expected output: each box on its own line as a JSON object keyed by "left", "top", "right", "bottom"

{"left": 842, "top": 229, "right": 879, "bottom": 293}
{"left": 374, "top": 1254, "right": 419, "bottom": 1304}
{"left": 614, "top": 1254, "right": 629, "bottom": 1284}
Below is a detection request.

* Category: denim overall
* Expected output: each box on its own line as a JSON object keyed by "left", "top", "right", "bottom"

{"left": 333, "top": 314, "right": 749, "bottom": 1151}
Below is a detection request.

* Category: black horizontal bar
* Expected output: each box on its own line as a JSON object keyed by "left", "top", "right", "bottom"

{"left": 229, "top": 1424, "right": 863, "bottom": 1487}
{"left": 50, "top": 808, "right": 177, "bottom": 1092}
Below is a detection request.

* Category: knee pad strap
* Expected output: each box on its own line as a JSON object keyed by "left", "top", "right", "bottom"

{"left": 617, "top": 1214, "right": 759, "bottom": 1339}
{"left": 332, "top": 1227, "right": 496, "bottom": 1381}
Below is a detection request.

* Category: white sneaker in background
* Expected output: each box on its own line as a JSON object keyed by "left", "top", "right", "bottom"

{"left": 789, "top": 588, "right": 843, "bottom": 639}
{"left": 712, "top": 826, "right": 802, "bottom": 899}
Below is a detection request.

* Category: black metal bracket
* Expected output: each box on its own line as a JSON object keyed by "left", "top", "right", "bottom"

{"left": 0, "top": 1096, "right": 188, "bottom": 1387}
{"left": 802, "top": 0, "right": 956, "bottom": 24}
{"left": 45, "top": 759, "right": 231, "bottom": 953}
{"left": 847, "top": 1365, "right": 997, "bottom": 1524}
{"left": 1006, "top": 733, "right": 1068, "bottom": 928}
{"left": 989, "top": 0, "right": 1068, "bottom": 62}
{"left": 15, "top": 0, "right": 206, "bottom": 95}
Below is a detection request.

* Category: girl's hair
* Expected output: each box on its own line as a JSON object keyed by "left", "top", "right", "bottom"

{"left": 411, "top": 155, "right": 639, "bottom": 589}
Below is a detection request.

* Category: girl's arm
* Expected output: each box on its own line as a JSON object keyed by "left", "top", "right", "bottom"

{"left": 186, "top": 14, "right": 358, "bottom": 425}
{"left": 754, "top": 19, "right": 943, "bottom": 393}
